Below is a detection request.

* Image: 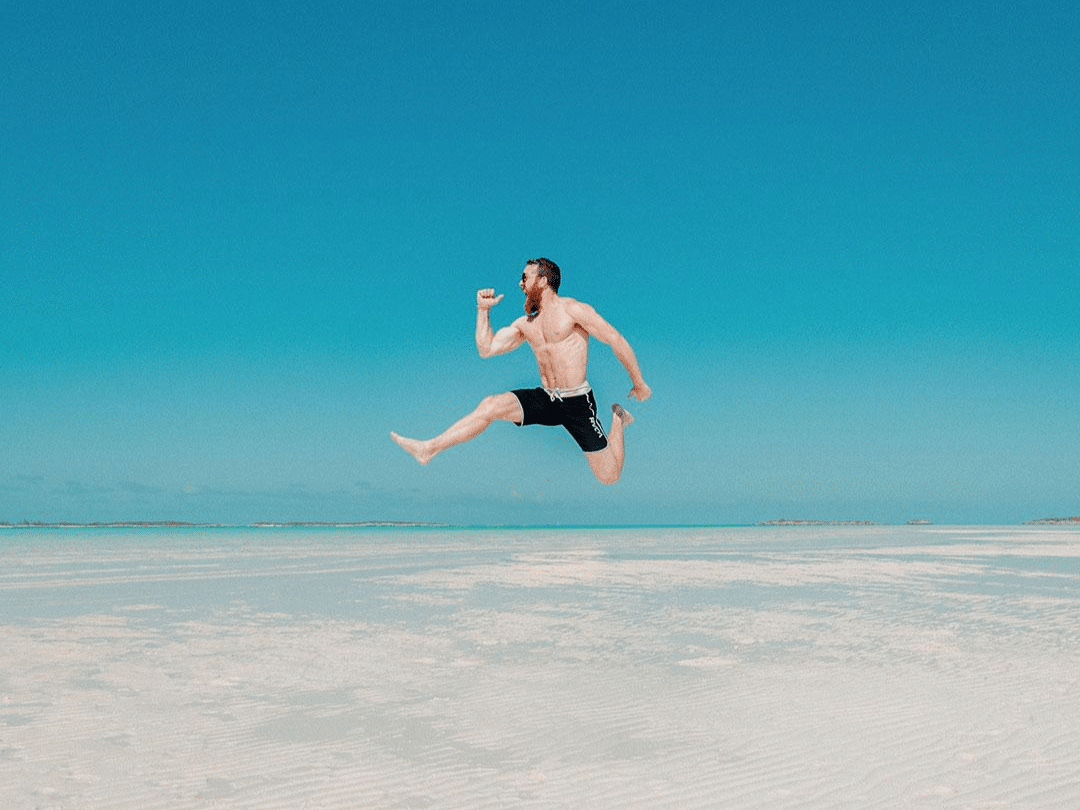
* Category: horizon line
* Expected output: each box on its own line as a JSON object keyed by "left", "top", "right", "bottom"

{"left": 4, "top": 519, "right": 1079, "bottom": 529}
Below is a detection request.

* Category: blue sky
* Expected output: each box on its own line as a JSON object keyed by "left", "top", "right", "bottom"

{"left": 3, "top": 0, "right": 1078, "bottom": 525}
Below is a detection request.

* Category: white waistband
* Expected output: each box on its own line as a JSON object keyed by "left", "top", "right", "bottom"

{"left": 543, "top": 381, "right": 591, "bottom": 401}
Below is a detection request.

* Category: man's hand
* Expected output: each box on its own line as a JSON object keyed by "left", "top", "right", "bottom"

{"left": 477, "top": 288, "right": 504, "bottom": 310}
{"left": 628, "top": 382, "right": 652, "bottom": 402}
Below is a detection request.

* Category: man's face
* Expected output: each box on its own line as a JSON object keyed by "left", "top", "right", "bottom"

{"left": 519, "top": 264, "right": 539, "bottom": 293}
{"left": 521, "top": 263, "right": 543, "bottom": 317}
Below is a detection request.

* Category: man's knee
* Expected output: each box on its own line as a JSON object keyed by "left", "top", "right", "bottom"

{"left": 587, "top": 451, "right": 621, "bottom": 485}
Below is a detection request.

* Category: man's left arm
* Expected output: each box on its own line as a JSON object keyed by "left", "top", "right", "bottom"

{"left": 572, "top": 301, "right": 652, "bottom": 402}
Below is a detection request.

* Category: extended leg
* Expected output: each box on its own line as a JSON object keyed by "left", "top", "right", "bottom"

{"left": 391, "top": 392, "right": 523, "bottom": 465}
{"left": 585, "top": 404, "right": 634, "bottom": 484}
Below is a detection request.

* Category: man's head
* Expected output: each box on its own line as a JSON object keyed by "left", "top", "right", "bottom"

{"left": 526, "top": 257, "right": 561, "bottom": 293}
{"left": 521, "top": 257, "right": 561, "bottom": 319}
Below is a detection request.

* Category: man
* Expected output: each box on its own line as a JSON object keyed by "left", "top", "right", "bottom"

{"left": 390, "top": 257, "right": 651, "bottom": 484}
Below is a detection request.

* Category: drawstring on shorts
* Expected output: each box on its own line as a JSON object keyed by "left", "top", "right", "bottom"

{"left": 542, "top": 381, "right": 592, "bottom": 402}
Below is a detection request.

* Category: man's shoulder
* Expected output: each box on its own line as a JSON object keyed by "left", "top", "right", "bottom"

{"left": 560, "top": 297, "right": 603, "bottom": 322}
{"left": 559, "top": 296, "right": 595, "bottom": 314}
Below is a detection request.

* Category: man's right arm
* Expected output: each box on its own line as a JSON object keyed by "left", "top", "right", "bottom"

{"left": 476, "top": 288, "right": 525, "bottom": 358}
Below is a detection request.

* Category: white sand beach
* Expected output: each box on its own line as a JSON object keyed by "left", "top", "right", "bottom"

{"left": 2, "top": 525, "right": 1078, "bottom": 809}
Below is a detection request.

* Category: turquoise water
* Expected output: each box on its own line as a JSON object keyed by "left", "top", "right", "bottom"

{"left": 4, "top": 524, "right": 1078, "bottom": 632}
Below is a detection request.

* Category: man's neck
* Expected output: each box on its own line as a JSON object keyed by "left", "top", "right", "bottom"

{"left": 527, "top": 289, "right": 558, "bottom": 320}
{"left": 538, "top": 290, "right": 559, "bottom": 311}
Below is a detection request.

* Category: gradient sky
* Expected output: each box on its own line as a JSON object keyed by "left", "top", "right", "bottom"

{"left": 4, "top": 0, "right": 1078, "bottom": 526}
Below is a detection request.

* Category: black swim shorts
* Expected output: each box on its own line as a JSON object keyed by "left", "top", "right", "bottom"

{"left": 511, "top": 385, "right": 609, "bottom": 453}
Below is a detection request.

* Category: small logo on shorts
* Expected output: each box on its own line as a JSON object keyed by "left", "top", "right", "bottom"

{"left": 590, "top": 416, "right": 605, "bottom": 438}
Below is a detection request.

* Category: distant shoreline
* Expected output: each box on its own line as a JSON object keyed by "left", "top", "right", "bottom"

{"left": 3, "top": 518, "right": 1078, "bottom": 529}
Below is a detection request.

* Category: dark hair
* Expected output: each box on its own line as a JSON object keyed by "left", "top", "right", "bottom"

{"left": 526, "top": 257, "right": 561, "bottom": 293}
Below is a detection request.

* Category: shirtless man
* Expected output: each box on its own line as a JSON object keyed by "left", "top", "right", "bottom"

{"left": 390, "top": 257, "right": 651, "bottom": 484}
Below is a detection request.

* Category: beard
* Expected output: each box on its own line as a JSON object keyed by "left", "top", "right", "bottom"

{"left": 524, "top": 287, "right": 542, "bottom": 320}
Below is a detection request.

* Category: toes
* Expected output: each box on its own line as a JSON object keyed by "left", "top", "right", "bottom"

{"left": 611, "top": 404, "right": 634, "bottom": 425}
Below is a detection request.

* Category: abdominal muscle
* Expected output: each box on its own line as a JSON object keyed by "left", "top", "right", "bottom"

{"left": 527, "top": 326, "right": 590, "bottom": 390}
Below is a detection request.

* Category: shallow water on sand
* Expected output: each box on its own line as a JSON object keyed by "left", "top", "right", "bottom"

{"left": 3, "top": 525, "right": 1079, "bottom": 809}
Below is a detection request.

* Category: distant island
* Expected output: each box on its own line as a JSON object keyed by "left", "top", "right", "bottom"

{"left": 907, "top": 519, "right": 933, "bottom": 525}
{"left": 755, "top": 520, "right": 876, "bottom": 526}
{"left": 1025, "top": 517, "right": 1080, "bottom": 525}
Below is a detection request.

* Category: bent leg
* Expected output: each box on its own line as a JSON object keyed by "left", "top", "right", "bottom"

{"left": 391, "top": 392, "right": 523, "bottom": 465}
{"left": 585, "top": 404, "right": 634, "bottom": 484}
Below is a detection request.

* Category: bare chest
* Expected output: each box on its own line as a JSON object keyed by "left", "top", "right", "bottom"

{"left": 522, "top": 309, "right": 587, "bottom": 351}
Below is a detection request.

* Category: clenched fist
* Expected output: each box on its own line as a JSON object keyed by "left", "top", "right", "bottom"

{"left": 476, "top": 288, "right": 504, "bottom": 309}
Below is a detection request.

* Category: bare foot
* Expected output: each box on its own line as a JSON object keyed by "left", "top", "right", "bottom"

{"left": 390, "top": 432, "right": 433, "bottom": 465}
{"left": 611, "top": 403, "right": 634, "bottom": 426}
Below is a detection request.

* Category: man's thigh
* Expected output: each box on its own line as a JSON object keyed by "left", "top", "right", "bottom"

{"left": 584, "top": 447, "right": 619, "bottom": 484}
{"left": 489, "top": 391, "right": 525, "bottom": 424}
